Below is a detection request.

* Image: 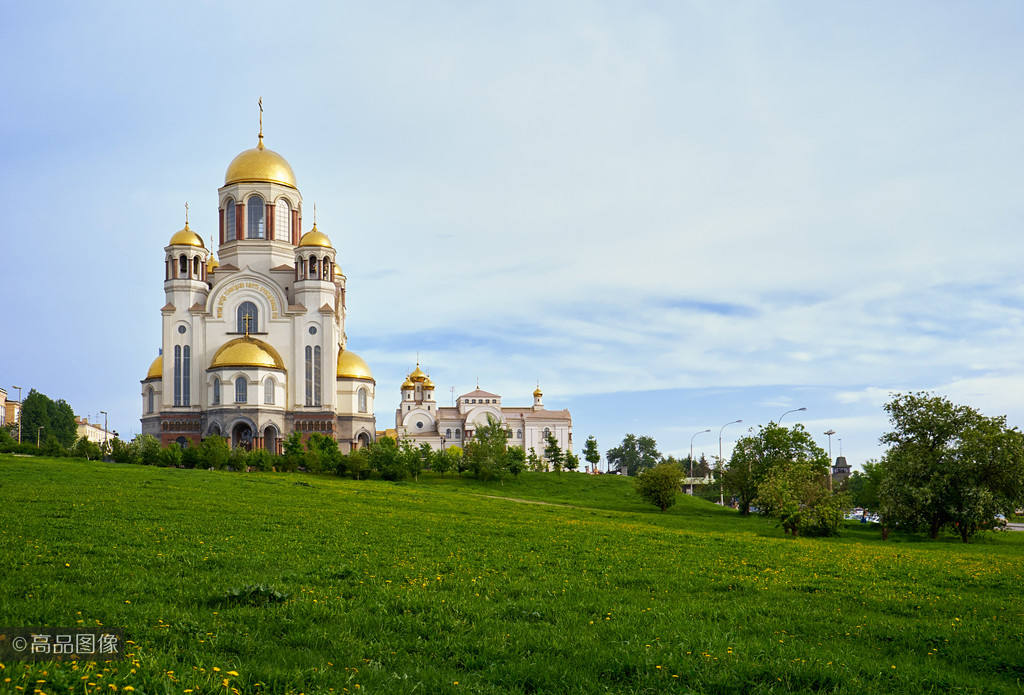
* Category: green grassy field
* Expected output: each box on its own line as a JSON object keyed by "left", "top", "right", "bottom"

{"left": 1, "top": 456, "right": 1022, "bottom": 694}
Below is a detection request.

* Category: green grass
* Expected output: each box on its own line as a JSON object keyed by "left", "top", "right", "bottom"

{"left": 1, "top": 456, "right": 1022, "bottom": 694}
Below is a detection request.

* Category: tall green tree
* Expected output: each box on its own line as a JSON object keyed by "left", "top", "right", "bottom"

{"left": 879, "top": 392, "right": 1024, "bottom": 542}
{"left": 844, "top": 459, "right": 884, "bottom": 510}
{"left": 464, "top": 416, "right": 509, "bottom": 481}
{"left": 606, "top": 434, "right": 661, "bottom": 476}
{"left": 724, "top": 423, "right": 829, "bottom": 515}
{"left": 544, "top": 433, "right": 564, "bottom": 474}
{"left": 634, "top": 461, "right": 683, "bottom": 511}
{"left": 582, "top": 435, "right": 601, "bottom": 472}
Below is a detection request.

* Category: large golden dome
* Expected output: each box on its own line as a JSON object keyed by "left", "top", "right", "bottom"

{"left": 145, "top": 355, "right": 162, "bottom": 380}
{"left": 337, "top": 349, "right": 374, "bottom": 380}
{"left": 210, "top": 336, "right": 285, "bottom": 369}
{"left": 224, "top": 137, "right": 297, "bottom": 188}
{"left": 168, "top": 223, "right": 205, "bottom": 248}
{"left": 409, "top": 365, "right": 427, "bottom": 382}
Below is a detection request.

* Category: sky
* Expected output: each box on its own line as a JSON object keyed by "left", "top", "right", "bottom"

{"left": 3, "top": 1, "right": 1024, "bottom": 469}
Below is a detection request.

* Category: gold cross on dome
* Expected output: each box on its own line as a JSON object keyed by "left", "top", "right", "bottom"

{"left": 242, "top": 312, "right": 252, "bottom": 336}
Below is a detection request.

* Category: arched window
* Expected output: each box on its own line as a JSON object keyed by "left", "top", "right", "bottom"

{"left": 237, "top": 302, "right": 258, "bottom": 334}
{"left": 173, "top": 346, "right": 181, "bottom": 406}
{"left": 305, "top": 346, "right": 313, "bottom": 406}
{"left": 264, "top": 378, "right": 275, "bottom": 404}
{"left": 192, "top": 256, "right": 200, "bottom": 278}
{"left": 314, "top": 346, "right": 322, "bottom": 406}
{"left": 182, "top": 346, "right": 190, "bottom": 406}
{"left": 445, "top": 428, "right": 452, "bottom": 438}
{"left": 247, "top": 196, "right": 265, "bottom": 239}
{"left": 517, "top": 429, "right": 522, "bottom": 439}
{"left": 224, "top": 198, "right": 235, "bottom": 241}
{"left": 235, "top": 378, "right": 247, "bottom": 403}
{"left": 455, "top": 428, "right": 461, "bottom": 439}
{"left": 179, "top": 255, "right": 187, "bottom": 276}
{"left": 308, "top": 256, "right": 317, "bottom": 277}
{"left": 147, "top": 387, "right": 154, "bottom": 414}
{"left": 275, "top": 199, "right": 290, "bottom": 239}
{"left": 212, "top": 377, "right": 220, "bottom": 405}
{"left": 357, "top": 387, "right": 367, "bottom": 413}
{"left": 544, "top": 427, "right": 551, "bottom": 438}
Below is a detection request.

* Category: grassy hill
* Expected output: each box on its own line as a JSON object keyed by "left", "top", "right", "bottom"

{"left": 1, "top": 456, "right": 1022, "bottom": 694}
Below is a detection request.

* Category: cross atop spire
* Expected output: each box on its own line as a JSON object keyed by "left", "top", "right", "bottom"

{"left": 257, "top": 97, "right": 264, "bottom": 149}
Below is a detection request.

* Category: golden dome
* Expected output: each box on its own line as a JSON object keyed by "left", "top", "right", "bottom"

{"left": 423, "top": 377, "right": 435, "bottom": 390}
{"left": 145, "top": 355, "right": 162, "bottom": 380}
{"left": 337, "top": 349, "right": 374, "bottom": 380}
{"left": 409, "top": 365, "right": 427, "bottom": 382}
{"left": 207, "top": 255, "right": 220, "bottom": 273}
{"left": 210, "top": 336, "right": 285, "bottom": 370}
{"left": 334, "top": 262, "right": 342, "bottom": 277}
{"left": 402, "top": 377, "right": 415, "bottom": 390}
{"left": 168, "top": 223, "right": 205, "bottom": 248}
{"left": 224, "top": 138, "right": 297, "bottom": 188}
{"left": 533, "top": 386, "right": 543, "bottom": 398}
{"left": 298, "top": 224, "right": 333, "bottom": 248}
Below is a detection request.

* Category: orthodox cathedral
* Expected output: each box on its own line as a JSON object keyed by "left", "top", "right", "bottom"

{"left": 140, "top": 120, "right": 376, "bottom": 453}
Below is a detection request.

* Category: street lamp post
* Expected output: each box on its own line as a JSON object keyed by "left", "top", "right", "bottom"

{"left": 689, "top": 429, "right": 711, "bottom": 495}
{"left": 779, "top": 407, "right": 806, "bottom": 424}
{"left": 718, "top": 420, "right": 742, "bottom": 506}
{"left": 100, "top": 410, "right": 108, "bottom": 452}
{"left": 824, "top": 429, "right": 835, "bottom": 491}
{"left": 37, "top": 426, "right": 44, "bottom": 448}
{"left": 12, "top": 385, "right": 22, "bottom": 444}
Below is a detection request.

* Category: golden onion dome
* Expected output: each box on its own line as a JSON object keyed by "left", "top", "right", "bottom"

{"left": 168, "top": 223, "right": 205, "bottom": 248}
{"left": 145, "top": 355, "right": 162, "bottom": 380}
{"left": 298, "top": 223, "right": 333, "bottom": 248}
{"left": 533, "top": 386, "right": 543, "bottom": 398}
{"left": 423, "top": 376, "right": 435, "bottom": 390}
{"left": 402, "top": 377, "right": 415, "bottom": 390}
{"left": 207, "top": 255, "right": 220, "bottom": 273}
{"left": 337, "top": 349, "right": 374, "bottom": 380}
{"left": 224, "top": 137, "right": 297, "bottom": 188}
{"left": 334, "top": 262, "right": 342, "bottom": 277}
{"left": 210, "top": 336, "right": 285, "bottom": 370}
{"left": 409, "top": 365, "right": 427, "bottom": 382}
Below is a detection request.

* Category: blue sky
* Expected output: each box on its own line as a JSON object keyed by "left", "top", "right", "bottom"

{"left": 3, "top": 1, "right": 1023, "bottom": 468}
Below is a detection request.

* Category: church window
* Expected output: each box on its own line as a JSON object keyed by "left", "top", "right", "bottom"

{"left": 275, "top": 199, "right": 290, "bottom": 239}
{"left": 146, "top": 387, "right": 154, "bottom": 414}
{"left": 237, "top": 302, "right": 258, "bottom": 333}
{"left": 224, "top": 198, "right": 235, "bottom": 241}
{"left": 455, "top": 428, "right": 461, "bottom": 439}
{"left": 182, "top": 346, "right": 190, "bottom": 405}
{"left": 173, "top": 346, "right": 181, "bottom": 406}
{"left": 212, "top": 377, "right": 220, "bottom": 405}
{"left": 445, "top": 428, "right": 452, "bottom": 438}
{"left": 314, "top": 346, "right": 322, "bottom": 405}
{"left": 305, "top": 346, "right": 313, "bottom": 406}
{"left": 358, "top": 387, "right": 367, "bottom": 413}
{"left": 192, "top": 256, "right": 200, "bottom": 277}
{"left": 309, "top": 256, "right": 317, "bottom": 277}
{"left": 264, "top": 377, "right": 275, "bottom": 404}
{"left": 235, "top": 378, "right": 247, "bottom": 403}
{"left": 247, "top": 196, "right": 265, "bottom": 239}
{"left": 416, "top": 421, "right": 423, "bottom": 429}
{"left": 179, "top": 255, "right": 187, "bottom": 276}
{"left": 517, "top": 429, "right": 522, "bottom": 439}
{"left": 544, "top": 427, "right": 551, "bottom": 438}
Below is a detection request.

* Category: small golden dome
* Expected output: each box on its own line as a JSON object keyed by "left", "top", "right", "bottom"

{"left": 533, "top": 386, "right": 543, "bottom": 398}
{"left": 168, "top": 223, "right": 205, "bottom": 248}
{"left": 207, "top": 255, "right": 220, "bottom": 273}
{"left": 298, "top": 224, "right": 333, "bottom": 248}
{"left": 145, "top": 355, "right": 162, "bottom": 380}
{"left": 409, "top": 365, "right": 427, "bottom": 382}
{"left": 423, "top": 376, "right": 435, "bottom": 390}
{"left": 210, "top": 336, "right": 285, "bottom": 370}
{"left": 337, "top": 349, "right": 374, "bottom": 380}
{"left": 224, "top": 138, "right": 297, "bottom": 188}
{"left": 402, "top": 377, "right": 415, "bottom": 390}
{"left": 334, "top": 262, "right": 342, "bottom": 277}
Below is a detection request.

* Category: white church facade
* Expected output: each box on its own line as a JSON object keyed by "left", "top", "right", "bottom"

{"left": 394, "top": 366, "right": 572, "bottom": 454}
{"left": 141, "top": 123, "right": 376, "bottom": 453}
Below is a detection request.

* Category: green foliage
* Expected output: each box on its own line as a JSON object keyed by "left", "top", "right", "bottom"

{"left": 634, "top": 461, "right": 683, "bottom": 511}
{"left": 606, "top": 434, "right": 661, "bottom": 476}
{"left": 305, "top": 433, "right": 341, "bottom": 473}
{"left": 464, "top": 416, "right": 510, "bottom": 481}
{"left": 70, "top": 436, "right": 102, "bottom": 461}
{"left": 218, "top": 584, "right": 292, "bottom": 606}
{"left": 135, "top": 434, "right": 162, "bottom": 466}
{"left": 109, "top": 437, "right": 136, "bottom": 464}
{"left": 344, "top": 447, "right": 371, "bottom": 480}
{"left": 755, "top": 460, "right": 846, "bottom": 537}
{"left": 845, "top": 459, "right": 884, "bottom": 509}
{"left": 506, "top": 445, "right": 526, "bottom": 478}
{"left": 198, "top": 434, "right": 231, "bottom": 470}
{"left": 527, "top": 446, "right": 544, "bottom": 472}
{"left": 158, "top": 441, "right": 183, "bottom": 467}
{"left": 544, "top": 433, "right": 564, "bottom": 474}
{"left": 582, "top": 435, "right": 601, "bottom": 471}
{"left": 725, "top": 423, "right": 829, "bottom": 515}
{"left": 879, "top": 392, "right": 1024, "bottom": 542}
{"left": 246, "top": 448, "right": 277, "bottom": 472}
{"left": 281, "top": 431, "right": 305, "bottom": 472}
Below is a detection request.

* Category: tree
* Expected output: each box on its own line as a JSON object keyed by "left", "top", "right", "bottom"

{"left": 527, "top": 447, "right": 544, "bottom": 472}
{"left": 544, "top": 433, "right": 564, "bottom": 474}
{"left": 606, "top": 434, "right": 661, "bottom": 476}
{"left": 724, "top": 423, "right": 829, "bottom": 515}
{"left": 634, "top": 461, "right": 683, "bottom": 511}
{"left": 71, "top": 436, "right": 102, "bottom": 461}
{"left": 198, "top": 434, "right": 231, "bottom": 470}
{"left": 844, "top": 459, "right": 884, "bottom": 510}
{"left": 281, "top": 432, "right": 304, "bottom": 471}
{"left": 507, "top": 446, "right": 526, "bottom": 478}
{"left": 464, "top": 415, "right": 509, "bottom": 481}
{"left": 583, "top": 435, "right": 601, "bottom": 472}
{"left": 879, "top": 392, "right": 1024, "bottom": 542}
{"left": 564, "top": 450, "right": 580, "bottom": 472}
{"left": 755, "top": 460, "right": 846, "bottom": 537}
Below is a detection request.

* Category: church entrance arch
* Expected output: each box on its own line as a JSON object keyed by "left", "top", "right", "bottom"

{"left": 356, "top": 431, "right": 372, "bottom": 449}
{"left": 232, "top": 422, "right": 254, "bottom": 451}
{"left": 263, "top": 424, "right": 279, "bottom": 455}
